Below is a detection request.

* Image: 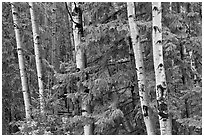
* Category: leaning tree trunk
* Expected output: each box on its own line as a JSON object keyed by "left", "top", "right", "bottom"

{"left": 71, "top": 2, "right": 94, "bottom": 135}
{"left": 29, "top": 2, "right": 45, "bottom": 116}
{"left": 127, "top": 2, "right": 155, "bottom": 135}
{"left": 152, "top": 2, "right": 171, "bottom": 135}
{"left": 11, "top": 2, "right": 32, "bottom": 120}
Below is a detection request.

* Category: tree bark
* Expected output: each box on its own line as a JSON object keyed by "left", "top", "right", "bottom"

{"left": 44, "top": 2, "right": 48, "bottom": 26}
{"left": 71, "top": 2, "right": 94, "bottom": 135}
{"left": 29, "top": 2, "right": 45, "bottom": 117}
{"left": 189, "top": 51, "right": 198, "bottom": 86}
{"left": 51, "top": 2, "right": 60, "bottom": 72}
{"left": 65, "top": 2, "right": 74, "bottom": 62}
{"left": 11, "top": 2, "right": 32, "bottom": 121}
{"left": 169, "top": 2, "right": 172, "bottom": 12}
{"left": 152, "top": 2, "right": 171, "bottom": 135}
{"left": 127, "top": 2, "right": 155, "bottom": 135}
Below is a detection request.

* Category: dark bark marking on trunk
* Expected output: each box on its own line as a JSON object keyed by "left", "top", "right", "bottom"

{"left": 157, "top": 84, "right": 166, "bottom": 100}
{"left": 153, "top": 26, "right": 161, "bottom": 33}
{"left": 143, "top": 105, "right": 149, "bottom": 117}
{"left": 153, "top": 6, "right": 159, "bottom": 12}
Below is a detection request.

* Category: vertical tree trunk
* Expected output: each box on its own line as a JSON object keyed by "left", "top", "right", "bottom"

{"left": 169, "top": 2, "right": 172, "bottom": 12}
{"left": 167, "top": 4, "right": 173, "bottom": 131}
{"left": 43, "top": 2, "right": 49, "bottom": 61}
{"left": 127, "top": 2, "right": 155, "bottom": 135}
{"left": 44, "top": 3, "right": 48, "bottom": 27}
{"left": 11, "top": 2, "right": 32, "bottom": 120}
{"left": 152, "top": 2, "right": 171, "bottom": 135}
{"left": 65, "top": 2, "right": 74, "bottom": 62}
{"left": 51, "top": 2, "right": 60, "bottom": 72}
{"left": 189, "top": 51, "right": 198, "bottom": 86}
{"left": 71, "top": 2, "right": 94, "bottom": 135}
{"left": 29, "top": 2, "right": 45, "bottom": 116}
{"left": 68, "top": 2, "right": 76, "bottom": 63}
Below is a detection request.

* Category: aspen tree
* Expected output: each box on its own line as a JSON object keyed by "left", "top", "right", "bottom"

{"left": 169, "top": 2, "right": 172, "bottom": 12}
{"left": 11, "top": 2, "right": 32, "bottom": 120}
{"left": 152, "top": 2, "right": 171, "bottom": 135}
{"left": 29, "top": 2, "right": 45, "bottom": 116}
{"left": 127, "top": 2, "right": 155, "bottom": 135}
{"left": 71, "top": 2, "right": 94, "bottom": 135}
{"left": 51, "top": 2, "right": 60, "bottom": 72}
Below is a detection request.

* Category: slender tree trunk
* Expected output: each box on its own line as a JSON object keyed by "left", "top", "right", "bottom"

{"left": 43, "top": 2, "right": 49, "bottom": 61}
{"left": 29, "top": 2, "right": 45, "bottom": 116}
{"left": 11, "top": 2, "right": 32, "bottom": 120}
{"left": 189, "top": 51, "right": 198, "bottom": 86}
{"left": 127, "top": 15, "right": 139, "bottom": 111}
{"left": 68, "top": 2, "right": 76, "bottom": 63}
{"left": 44, "top": 3, "right": 48, "bottom": 27}
{"left": 127, "top": 2, "right": 155, "bottom": 135}
{"left": 51, "top": 2, "right": 60, "bottom": 72}
{"left": 180, "top": 3, "right": 187, "bottom": 56}
{"left": 71, "top": 2, "right": 94, "bottom": 135}
{"left": 65, "top": 2, "right": 74, "bottom": 62}
{"left": 51, "top": 2, "right": 60, "bottom": 115}
{"left": 152, "top": 2, "right": 171, "bottom": 135}
{"left": 169, "top": 2, "right": 172, "bottom": 12}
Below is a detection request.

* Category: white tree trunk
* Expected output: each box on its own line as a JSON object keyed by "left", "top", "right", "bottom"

{"left": 152, "top": 2, "right": 171, "bottom": 135}
{"left": 169, "top": 2, "right": 172, "bottom": 11}
{"left": 71, "top": 2, "right": 93, "bottom": 135}
{"left": 127, "top": 2, "right": 155, "bottom": 135}
{"left": 189, "top": 51, "right": 198, "bottom": 86}
{"left": 51, "top": 2, "right": 59, "bottom": 72}
{"left": 11, "top": 2, "right": 32, "bottom": 120}
{"left": 29, "top": 2, "right": 45, "bottom": 116}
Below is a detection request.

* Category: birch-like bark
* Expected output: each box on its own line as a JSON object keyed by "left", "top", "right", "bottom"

{"left": 29, "top": 2, "right": 45, "bottom": 116}
{"left": 71, "top": 2, "right": 94, "bottom": 135}
{"left": 51, "top": 2, "right": 60, "bottom": 72}
{"left": 169, "top": 2, "right": 172, "bottom": 12}
{"left": 189, "top": 51, "right": 198, "bottom": 86}
{"left": 11, "top": 2, "right": 32, "bottom": 120}
{"left": 152, "top": 2, "right": 171, "bottom": 135}
{"left": 127, "top": 2, "right": 155, "bottom": 135}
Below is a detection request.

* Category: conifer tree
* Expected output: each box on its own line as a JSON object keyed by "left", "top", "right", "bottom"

{"left": 29, "top": 2, "right": 45, "bottom": 116}
{"left": 152, "top": 2, "right": 171, "bottom": 135}
{"left": 127, "top": 2, "right": 155, "bottom": 135}
{"left": 11, "top": 2, "right": 32, "bottom": 121}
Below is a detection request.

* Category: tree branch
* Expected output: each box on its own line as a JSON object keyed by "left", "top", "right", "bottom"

{"left": 64, "top": 2, "right": 79, "bottom": 25}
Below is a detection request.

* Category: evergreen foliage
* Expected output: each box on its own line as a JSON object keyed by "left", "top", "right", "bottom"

{"left": 2, "top": 2, "right": 202, "bottom": 135}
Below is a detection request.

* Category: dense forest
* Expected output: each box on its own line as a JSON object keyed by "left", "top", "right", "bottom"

{"left": 2, "top": 2, "right": 202, "bottom": 135}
